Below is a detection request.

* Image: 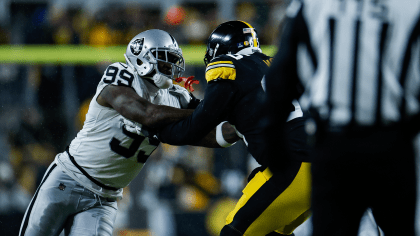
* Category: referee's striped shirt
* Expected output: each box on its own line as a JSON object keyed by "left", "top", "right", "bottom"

{"left": 265, "top": 0, "right": 420, "bottom": 129}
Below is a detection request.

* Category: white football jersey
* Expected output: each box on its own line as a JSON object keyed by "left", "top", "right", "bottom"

{"left": 55, "top": 62, "right": 182, "bottom": 199}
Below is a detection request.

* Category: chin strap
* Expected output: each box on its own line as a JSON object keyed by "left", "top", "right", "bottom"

{"left": 175, "top": 76, "right": 199, "bottom": 92}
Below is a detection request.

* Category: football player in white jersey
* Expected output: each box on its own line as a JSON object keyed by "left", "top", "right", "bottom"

{"left": 19, "top": 29, "right": 237, "bottom": 236}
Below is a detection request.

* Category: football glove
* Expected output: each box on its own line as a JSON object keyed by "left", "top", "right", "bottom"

{"left": 120, "top": 118, "right": 142, "bottom": 136}
{"left": 175, "top": 76, "right": 199, "bottom": 92}
{"left": 120, "top": 118, "right": 159, "bottom": 140}
{"left": 187, "top": 92, "right": 201, "bottom": 109}
{"left": 169, "top": 84, "right": 192, "bottom": 109}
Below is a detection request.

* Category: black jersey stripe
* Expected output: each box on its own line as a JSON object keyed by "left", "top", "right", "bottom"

{"left": 227, "top": 161, "right": 302, "bottom": 233}
{"left": 375, "top": 23, "right": 389, "bottom": 126}
{"left": 327, "top": 18, "right": 336, "bottom": 122}
{"left": 66, "top": 147, "right": 119, "bottom": 191}
{"left": 297, "top": 3, "right": 317, "bottom": 70}
{"left": 19, "top": 164, "right": 57, "bottom": 236}
{"left": 350, "top": 20, "right": 361, "bottom": 126}
{"left": 399, "top": 14, "right": 420, "bottom": 120}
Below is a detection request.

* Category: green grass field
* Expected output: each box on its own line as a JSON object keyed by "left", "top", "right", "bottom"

{"left": 0, "top": 45, "right": 278, "bottom": 66}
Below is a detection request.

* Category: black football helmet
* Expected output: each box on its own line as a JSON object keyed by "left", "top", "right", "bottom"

{"left": 204, "top": 20, "right": 260, "bottom": 65}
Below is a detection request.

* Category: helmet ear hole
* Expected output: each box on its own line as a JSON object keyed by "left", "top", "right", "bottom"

{"left": 137, "top": 59, "right": 143, "bottom": 66}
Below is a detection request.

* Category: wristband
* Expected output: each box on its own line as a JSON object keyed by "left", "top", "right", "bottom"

{"left": 231, "top": 125, "right": 244, "bottom": 139}
{"left": 216, "top": 121, "right": 235, "bottom": 147}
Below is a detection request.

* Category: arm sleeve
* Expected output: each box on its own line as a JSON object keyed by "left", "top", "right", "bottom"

{"left": 265, "top": 5, "right": 307, "bottom": 122}
{"left": 157, "top": 80, "right": 236, "bottom": 145}
{"left": 264, "top": 2, "right": 310, "bottom": 169}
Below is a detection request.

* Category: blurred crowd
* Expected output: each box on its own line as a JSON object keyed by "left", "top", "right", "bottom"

{"left": 0, "top": 0, "right": 289, "bottom": 235}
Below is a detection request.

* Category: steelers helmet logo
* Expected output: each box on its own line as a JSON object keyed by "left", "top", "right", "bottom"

{"left": 130, "top": 38, "right": 144, "bottom": 56}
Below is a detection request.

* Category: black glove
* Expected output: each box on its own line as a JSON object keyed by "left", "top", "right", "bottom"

{"left": 187, "top": 92, "right": 201, "bottom": 109}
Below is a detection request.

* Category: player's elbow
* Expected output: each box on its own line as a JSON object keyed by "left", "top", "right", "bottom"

{"left": 114, "top": 99, "right": 151, "bottom": 125}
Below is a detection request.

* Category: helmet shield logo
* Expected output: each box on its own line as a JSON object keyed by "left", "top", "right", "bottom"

{"left": 130, "top": 38, "right": 144, "bottom": 56}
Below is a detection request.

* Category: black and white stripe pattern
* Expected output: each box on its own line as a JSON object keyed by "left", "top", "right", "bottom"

{"left": 205, "top": 62, "right": 235, "bottom": 73}
{"left": 19, "top": 163, "right": 57, "bottom": 236}
{"left": 293, "top": 0, "right": 420, "bottom": 128}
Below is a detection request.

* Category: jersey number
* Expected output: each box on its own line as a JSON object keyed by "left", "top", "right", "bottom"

{"left": 104, "top": 66, "right": 134, "bottom": 87}
{"left": 109, "top": 125, "right": 160, "bottom": 163}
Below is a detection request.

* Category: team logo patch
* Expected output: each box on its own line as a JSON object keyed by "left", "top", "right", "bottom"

{"left": 237, "top": 42, "right": 244, "bottom": 48}
{"left": 58, "top": 183, "right": 66, "bottom": 191}
{"left": 244, "top": 41, "right": 250, "bottom": 46}
{"left": 243, "top": 28, "right": 253, "bottom": 34}
{"left": 130, "top": 38, "right": 144, "bottom": 56}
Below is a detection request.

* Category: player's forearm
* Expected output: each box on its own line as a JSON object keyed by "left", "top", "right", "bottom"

{"left": 191, "top": 128, "right": 220, "bottom": 148}
{"left": 221, "top": 122, "right": 241, "bottom": 143}
{"left": 191, "top": 122, "right": 240, "bottom": 148}
{"left": 118, "top": 99, "right": 194, "bottom": 129}
{"left": 101, "top": 85, "right": 194, "bottom": 129}
{"left": 143, "top": 105, "right": 194, "bottom": 129}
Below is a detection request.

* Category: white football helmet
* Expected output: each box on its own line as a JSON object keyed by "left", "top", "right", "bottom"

{"left": 124, "top": 29, "right": 185, "bottom": 89}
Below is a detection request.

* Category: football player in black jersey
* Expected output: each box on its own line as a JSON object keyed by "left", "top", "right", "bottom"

{"left": 157, "top": 21, "right": 311, "bottom": 236}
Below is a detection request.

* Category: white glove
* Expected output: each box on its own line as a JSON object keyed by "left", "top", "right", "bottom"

{"left": 168, "top": 84, "right": 191, "bottom": 108}
{"left": 120, "top": 118, "right": 142, "bottom": 136}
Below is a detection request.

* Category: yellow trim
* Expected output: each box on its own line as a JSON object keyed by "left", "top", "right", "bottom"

{"left": 240, "top": 21, "right": 258, "bottom": 47}
{"left": 262, "top": 167, "right": 273, "bottom": 179}
{"left": 207, "top": 60, "right": 234, "bottom": 67}
{"left": 225, "top": 164, "right": 312, "bottom": 235}
{"left": 206, "top": 67, "right": 236, "bottom": 82}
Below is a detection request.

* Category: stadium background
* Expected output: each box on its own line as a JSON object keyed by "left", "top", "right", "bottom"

{"left": 0, "top": 0, "right": 418, "bottom": 236}
{"left": 0, "top": 0, "right": 288, "bottom": 235}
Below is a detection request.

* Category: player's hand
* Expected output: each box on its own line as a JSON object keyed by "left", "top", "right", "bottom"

{"left": 187, "top": 92, "right": 201, "bottom": 109}
{"left": 120, "top": 118, "right": 142, "bottom": 136}
{"left": 169, "top": 84, "right": 192, "bottom": 108}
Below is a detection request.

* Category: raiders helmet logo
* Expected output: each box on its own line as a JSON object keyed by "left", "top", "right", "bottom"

{"left": 130, "top": 38, "right": 144, "bottom": 56}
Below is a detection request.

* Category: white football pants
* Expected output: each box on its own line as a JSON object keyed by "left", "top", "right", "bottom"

{"left": 19, "top": 162, "right": 118, "bottom": 236}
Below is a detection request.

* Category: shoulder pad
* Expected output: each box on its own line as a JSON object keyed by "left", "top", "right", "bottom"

{"left": 109, "top": 62, "right": 136, "bottom": 74}
{"left": 101, "top": 62, "right": 136, "bottom": 87}
{"left": 205, "top": 57, "right": 236, "bottom": 83}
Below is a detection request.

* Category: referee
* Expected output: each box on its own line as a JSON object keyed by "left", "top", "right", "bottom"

{"left": 264, "top": 0, "right": 419, "bottom": 235}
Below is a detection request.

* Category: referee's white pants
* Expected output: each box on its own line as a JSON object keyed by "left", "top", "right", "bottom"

{"left": 19, "top": 162, "right": 118, "bottom": 236}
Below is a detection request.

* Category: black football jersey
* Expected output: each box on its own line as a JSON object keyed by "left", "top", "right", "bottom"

{"left": 158, "top": 52, "right": 278, "bottom": 165}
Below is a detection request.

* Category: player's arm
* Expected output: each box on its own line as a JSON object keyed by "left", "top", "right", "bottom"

{"left": 190, "top": 121, "right": 241, "bottom": 148}
{"left": 265, "top": 1, "right": 309, "bottom": 124}
{"left": 157, "top": 80, "right": 238, "bottom": 147}
{"left": 97, "top": 85, "right": 193, "bottom": 129}
{"left": 264, "top": 1, "right": 313, "bottom": 170}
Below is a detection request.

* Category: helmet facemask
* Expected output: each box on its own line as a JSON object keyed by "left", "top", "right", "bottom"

{"left": 147, "top": 47, "right": 185, "bottom": 89}
{"left": 151, "top": 48, "right": 185, "bottom": 79}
